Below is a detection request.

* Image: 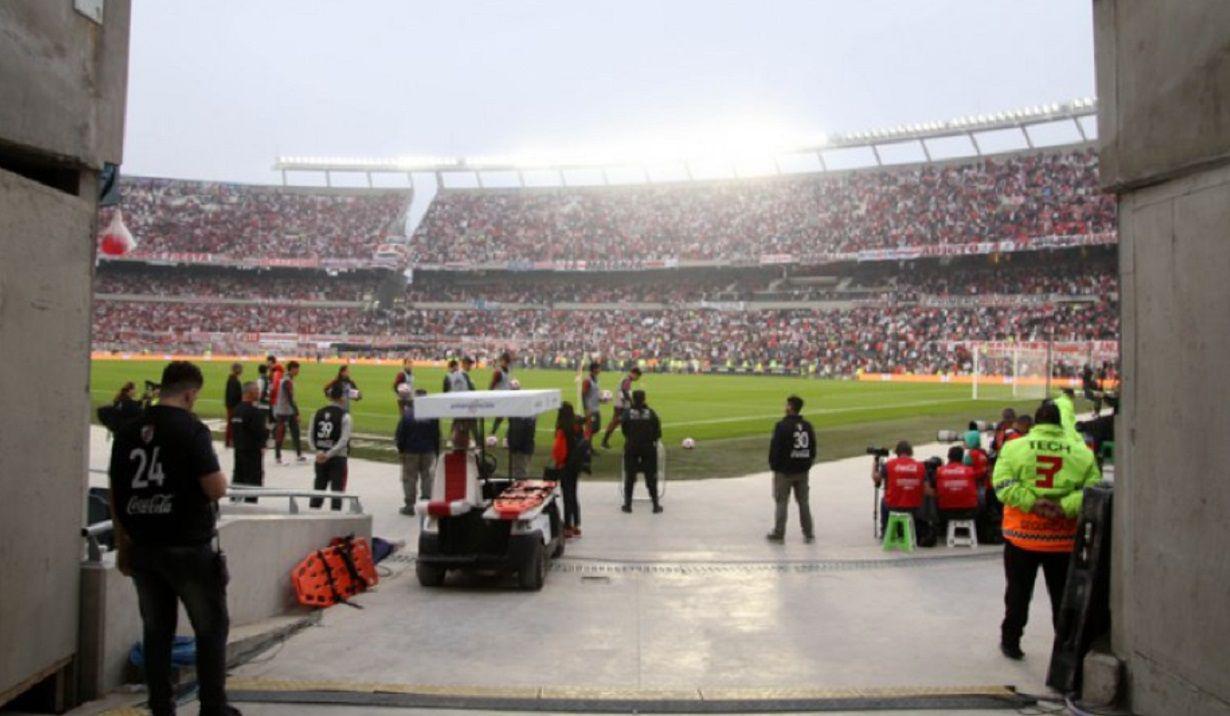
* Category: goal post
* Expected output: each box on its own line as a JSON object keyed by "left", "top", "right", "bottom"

{"left": 971, "top": 342, "right": 1051, "bottom": 402}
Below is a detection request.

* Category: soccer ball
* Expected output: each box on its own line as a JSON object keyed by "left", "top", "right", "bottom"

{"left": 396, "top": 382, "right": 413, "bottom": 398}
{"left": 348, "top": 388, "right": 361, "bottom": 400}
{"left": 681, "top": 437, "right": 696, "bottom": 449}
{"left": 599, "top": 389, "right": 613, "bottom": 403}
{"left": 485, "top": 435, "right": 499, "bottom": 448}
{"left": 508, "top": 378, "right": 521, "bottom": 390}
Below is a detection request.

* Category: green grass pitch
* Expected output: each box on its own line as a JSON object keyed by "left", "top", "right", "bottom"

{"left": 90, "top": 359, "right": 1060, "bottom": 480}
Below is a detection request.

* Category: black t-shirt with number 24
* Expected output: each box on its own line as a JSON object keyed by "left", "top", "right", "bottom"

{"left": 108, "top": 404, "right": 221, "bottom": 546}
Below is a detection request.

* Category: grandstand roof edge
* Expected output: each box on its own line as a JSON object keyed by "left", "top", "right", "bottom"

{"left": 118, "top": 174, "right": 414, "bottom": 195}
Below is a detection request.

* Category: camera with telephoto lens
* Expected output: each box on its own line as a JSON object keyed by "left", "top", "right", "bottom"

{"left": 866, "top": 446, "right": 890, "bottom": 458}
{"left": 140, "top": 380, "right": 160, "bottom": 408}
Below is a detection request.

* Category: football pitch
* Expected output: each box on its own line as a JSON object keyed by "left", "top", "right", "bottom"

{"left": 90, "top": 359, "right": 1057, "bottom": 480}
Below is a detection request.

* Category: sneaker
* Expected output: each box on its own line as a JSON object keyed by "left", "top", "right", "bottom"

{"left": 804, "top": 535, "right": 815, "bottom": 543}
{"left": 276, "top": 457, "right": 287, "bottom": 466}
{"left": 1000, "top": 641, "right": 1025, "bottom": 660}
{"left": 621, "top": 505, "right": 632, "bottom": 513}
{"left": 572, "top": 527, "right": 582, "bottom": 537}
{"left": 296, "top": 455, "right": 308, "bottom": 463}
{"left": 765, "top": 532, "right": 784, "bottom": 543}
{"left": 652, "top": 504, "right": 663, "bottom": 514}
{"left": 399, "top": 506, "right": 415, "bottom": 516}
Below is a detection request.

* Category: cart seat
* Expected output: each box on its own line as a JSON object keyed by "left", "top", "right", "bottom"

{"left": 418, "top": 451, "right": 481, "bottom": 518}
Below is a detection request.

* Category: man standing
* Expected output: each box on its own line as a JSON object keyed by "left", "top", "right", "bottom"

{"left": 230, "top": 381, "right": 268, "bottom": 503}
{"left": 506, "top": 380, "right": 536, "bottom": 478}
{"left": 393, "top": 358, "right": 414, "bottom": 412}
{"left": 766, "top": 395, "right": 816, "bottom": 543}
{"left": 223, "top": 363, "right": 243, "bottom": 448}
{"left": 108, "top": 361, "right": 236, "bottom": 716}
{"left": 310, "top": 382, "right": 353, "bottom": 511}
{"left": 395, "top": 388, "right": 439, "bottom": 515}
{"left": 993, "top": 401, "right": 1101, "bottom": 660}
{"left": 272, "top": 360, "right": 304, "bottom": 465}
{"left": 442, "top": 357, "right": 475, "bottom": 393}
{"left": 601, "top": 366, "right": 641, "bottom": 449}
{"left": 255, "top": 363, "right": 272, "bottom": 429}
{"left": 619, "top": 389, "right": 662, "bottom": 513}
{"left": 580, "top": 361, "right": 602, "bottom": 439}
{"left": 489, "top": 351, "right": 515, "bottom": 434}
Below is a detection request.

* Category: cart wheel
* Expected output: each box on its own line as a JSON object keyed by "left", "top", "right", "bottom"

{"left": 519, "top": 541, "right": 546, "bottom": 591}
{"left": 416, "top": 562, "right": 446, "bottom": 587}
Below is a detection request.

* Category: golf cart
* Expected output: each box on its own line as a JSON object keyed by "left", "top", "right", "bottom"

{"left": 412, "top": 389, "right": 565, "bottom": 590}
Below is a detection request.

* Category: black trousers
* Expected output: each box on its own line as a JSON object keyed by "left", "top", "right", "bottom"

{"left": 311, "top": 457, "right": 348, "bottom": 510}
{"left": 1002, "top": 541, "right": 1070, "bottom": 645}
{"left": 232, "top": 449, "right": 263, "bottom": 503}
{"left": 273, "top": 414, "right": 301, "bottom": 459}
{"left": 130, "top": 543, "right": 230, "bottom": 716}
{"left": 623, "top": 451, "right": 659, "bottom": 506}
{"left": 561, "top": 468, "right": 580, "bottom": 528}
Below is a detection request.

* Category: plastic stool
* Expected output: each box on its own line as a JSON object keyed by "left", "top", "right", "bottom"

{"left": 947, "top": 519, "right": 978, "bottom": 548}
{"left": 882, "top": 512, "right": 916, "bottom": 552}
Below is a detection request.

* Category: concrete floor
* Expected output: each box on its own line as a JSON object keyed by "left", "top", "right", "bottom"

{"left": 85, "top": 426, "right": 1064, "bottom": 715}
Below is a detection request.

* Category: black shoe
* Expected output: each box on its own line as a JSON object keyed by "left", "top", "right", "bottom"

{"left": 804, "top": 535, "right": 815, "bottom": 543}
{"left": 601, "top": 439, "right": 611, "bottom": 450}
{"left": 765, "top": 532, "right": 784, "bottom": 543}
{"left": 1000, "top": 641, "right": 1024, "bottom": 660}
{"left": 652, "top": 504, "right": 663, "bottom": 514}
{"left": 621, "top": 504, "right": 632, "bottom": 513}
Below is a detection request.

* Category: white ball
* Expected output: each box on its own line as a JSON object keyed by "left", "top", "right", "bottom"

{"left": 485, "top": 435, "right": 499, "bottom": 448}
{"left": 599, "top": 389, "right": 613, "bottom": 403}
{"left": 348, "top": 388, "right": 361, "bottom": 400}
{"left": 681, "top": 437, "right": 696, "bottom": 450}
{"left": 508, "top": 378, "right": 521, "bottom": 390}
{"left": 396, "top": 383, "right": 413, "bottom": 397}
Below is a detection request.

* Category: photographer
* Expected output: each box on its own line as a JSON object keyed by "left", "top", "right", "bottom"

{"left": 107, "top": 361, "right": 235, "bottom": 716}
{"left": 873, "top": 441, "right": 928, "bottom": 538}
{"left": 224, "top": 363, "right": 243, "bottom": 448}
{"left": 98, "top": 381, "right": 144, "bottom": 434}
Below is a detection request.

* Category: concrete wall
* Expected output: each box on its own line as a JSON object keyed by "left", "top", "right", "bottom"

{"left": 77, "top": 512, "right": 372, "bottom": 699}
{"left": 0, "top": 2, "right": 130, "bottom": 704}
{"left": 1095, "top": 2, "right": 1230, "bottom": 714}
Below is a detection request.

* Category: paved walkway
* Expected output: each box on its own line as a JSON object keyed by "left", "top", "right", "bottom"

{"left": 87, "top": 426, "right": 1063, "bottom": 715}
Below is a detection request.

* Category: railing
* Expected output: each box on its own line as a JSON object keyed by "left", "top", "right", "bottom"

{"left": 82, "top": 487, "right": 364, "bottom": 562}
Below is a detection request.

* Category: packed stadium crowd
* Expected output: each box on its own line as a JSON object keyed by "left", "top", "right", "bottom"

{"left": 93, "top": 297, "right": 1118, "bottom": 375}
{"left": 409, "top": 149, "right": 1113, "bottom": 265}
{"left": 94, "top": 271, "right": 375, "bottom": 302}
{"left": 100, "top": 177, "right": 409, "bottom": 261}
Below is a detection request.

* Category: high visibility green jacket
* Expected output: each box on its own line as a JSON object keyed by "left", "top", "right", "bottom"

{"left": 993, "top": 423, "right": 1101, "bottom": 551}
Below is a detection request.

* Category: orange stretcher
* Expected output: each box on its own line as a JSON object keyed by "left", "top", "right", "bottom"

{"left": 291, "top": 535, "right": 379, "bottom": 608}
{"left": 491, "top": 480, "right": 558, "bottom": 520}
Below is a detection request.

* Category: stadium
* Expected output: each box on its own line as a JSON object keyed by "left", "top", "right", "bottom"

{"left": 3, "top": 3, "right": 1227, "bottom": 716}
{"left": 90, "top": 100, "right": 1120, "bottom": 480}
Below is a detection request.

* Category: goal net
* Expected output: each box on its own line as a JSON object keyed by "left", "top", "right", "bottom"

{"left": 971, "top": 343, "right": 1050, "bottom": 402}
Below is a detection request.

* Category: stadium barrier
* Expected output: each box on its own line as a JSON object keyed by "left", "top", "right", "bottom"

{"left": 856, "top": 373, "right": 1119, "bottom": 389}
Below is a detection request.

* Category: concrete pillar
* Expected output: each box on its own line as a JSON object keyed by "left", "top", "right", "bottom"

{"left": 1095, "top": 1, "right": 1230, "bottom": 714}
{"left": 0, "top": 1, "right": 131, "bottom": 708}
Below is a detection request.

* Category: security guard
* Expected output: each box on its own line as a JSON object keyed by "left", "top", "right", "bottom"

{"left": 310, "top": 382, "right": 353, "bottom": 511}
{"left": 992, "top": 401, "right": 1101, "bottom": 660}
{"left": 108, "top": 361, "right": 236, "bottom": 716}
{"left": 620, "top": 389, "right": 662, "bottom": 513}
{"left": 229, "top": 381, "right": 268, "bottom": 503}
{"left": 767, "top": 395, "right": 817, "bottom": 543}
{"left": 1054, "top": 387, "right": 1079, "bottom": 437}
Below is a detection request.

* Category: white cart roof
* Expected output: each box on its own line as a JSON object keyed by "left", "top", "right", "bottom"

{"left": 412, "top": 389, "right": 561, "bottom": 419}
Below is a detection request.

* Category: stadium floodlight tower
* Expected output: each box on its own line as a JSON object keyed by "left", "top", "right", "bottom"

{"left": 971, "top": 342, "right": 1051, "bottom": 402}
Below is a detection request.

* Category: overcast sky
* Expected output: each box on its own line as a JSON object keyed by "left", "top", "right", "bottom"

{"left": 122, "top": 0, "right": 1095, "bottom": 191}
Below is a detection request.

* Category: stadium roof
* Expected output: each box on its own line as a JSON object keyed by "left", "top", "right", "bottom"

{"left": 274, "top": 98, "right": 1096, "bottom": 186}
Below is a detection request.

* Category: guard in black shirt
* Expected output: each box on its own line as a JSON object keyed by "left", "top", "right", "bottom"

{"left": 223, "top": 362, "right": 243, "bottom": 447}
{"left": 620, "top": 390, "right": 663, "bottom": 514}
{"left": 107, "top": 361, "right": 236, "bottom": 716}
{"left": 766, "top": 394, "right": 817, "bottom": 543}
{"left": 230, "top": 381, "right": 268, "bottom": 503}
{"left": 310, "top": 382, "right": 353, "bottom": 510}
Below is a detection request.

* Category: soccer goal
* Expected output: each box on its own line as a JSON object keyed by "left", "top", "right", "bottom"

{"left": 971, "top": 343, "right": 1051, "bottom": 401}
